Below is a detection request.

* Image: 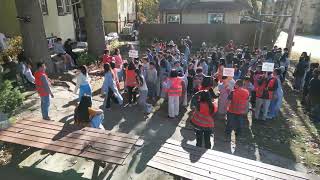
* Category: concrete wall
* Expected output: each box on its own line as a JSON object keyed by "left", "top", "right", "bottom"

{"left": 102, "top": 0, "right": 118, "bottom": 21}
{"left": 139, "top": 24, "right": 274, "bottom": 47}
{"left": 43, "top": 0, "right": 75, "bottom": 40}
{"left": 163, "top": 9, "right": 241, "bottom": 24}
{"left": 224, "top": 11, "right": 240, "bottom": 24}
{"left": 0, "top": 0, "right": 20, "bottom": 36}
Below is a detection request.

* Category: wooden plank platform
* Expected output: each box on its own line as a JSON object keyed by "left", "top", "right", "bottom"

{"left": 0, "top": 118, "right": 139, "bottom": 165}
{"left": 148, "top": 139, "right": 317, "bottom": 180}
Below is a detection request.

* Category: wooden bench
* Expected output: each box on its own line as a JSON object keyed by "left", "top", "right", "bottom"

{"left": 148, "top": 139, "right": 318, "bottom": 180}
{"left": 0, "top": 118, "right": 139, "bottom": 176}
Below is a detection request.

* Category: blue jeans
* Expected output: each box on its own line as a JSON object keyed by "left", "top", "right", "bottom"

{"left": 90, "top": 114, "right": 104, "bottom": 129}
{"left": 79, "top": 84, "right": 92, "bottom": 101}
{"left": 41, "top": 96, "right": 50, "bottom": 119}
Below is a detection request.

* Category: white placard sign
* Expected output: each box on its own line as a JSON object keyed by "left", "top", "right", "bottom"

{"left": 262, "top": 62, "right": 275, "bottom": 72}
{"left": 223, "top": 68, "right": 235, "bottom": 77}
{"left": 129, "top": 50, "right": 138, "bottom": 58}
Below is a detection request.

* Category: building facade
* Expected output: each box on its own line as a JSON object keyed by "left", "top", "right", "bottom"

{"left": 159, "top": 0, "right": 250, "bottom": 24}
{"left": 0, "top": 0, "right": 75, "bottom": 41}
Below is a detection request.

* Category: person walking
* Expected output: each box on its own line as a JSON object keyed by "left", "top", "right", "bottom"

{"left": 225, "top": 80, "right": 249, "bottom": 141}
{"left": 136, "top": 67, "right": 153, "bottom": 114}
{"left": 101, "top": 63, "right": 123, "bottom": 110}
{"left": 267, "top": 68, "right": 283, "bottom": 120}
{"left": 190, "top": 89, "right": 216, "bottom": 149}
{"left": 34, "top": 62, "right": 54, "bottom": 120}
{"left": 74, "top": 65, "right": 92, "bottom": 101}
{"left": 125, "top": 62, "right": 138, "bottom": 106}
{"left": 164, "top": 69, "right": 184, "bottom": 119}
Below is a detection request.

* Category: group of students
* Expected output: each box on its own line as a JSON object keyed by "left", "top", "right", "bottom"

{"left": 32, "top": 37, "right": 320, "bottom": 150}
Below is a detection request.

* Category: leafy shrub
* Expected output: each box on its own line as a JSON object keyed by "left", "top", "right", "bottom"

{"left": 0, "top": 80, "right": 23, "bottom": 115}
{"left": 77, "top": 53, "right": 97, "bottom": 66}
{"left": 0, "top": 36, "right": 23, "bottom": 62}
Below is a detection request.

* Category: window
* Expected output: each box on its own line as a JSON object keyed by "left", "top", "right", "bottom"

{"left": 65, "top": 0, "right": 71, "bottom": 13}
{"left": 208, "top": 13, "right": 224, "bottom": 24}
{"left": 40, "top": 0, "right": 48, "bottom": 15}
{"left": 167, "top": 14, "right": 180, "bottom": 24}
{"left": 56, "top": 0, "right": 72, "bottom": 16}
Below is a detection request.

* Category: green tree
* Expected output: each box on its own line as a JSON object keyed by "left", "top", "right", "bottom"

{"left": 137, "top": 0, "right": 159, "bottom": 23}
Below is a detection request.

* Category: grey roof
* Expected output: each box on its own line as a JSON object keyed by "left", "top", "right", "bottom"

{"left": 159, "top": 0, "right": 251, "bottom": 11}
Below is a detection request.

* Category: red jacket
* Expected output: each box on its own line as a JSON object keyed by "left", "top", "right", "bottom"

{"left": 34, "top": 70, "right": 49, "bottom": 97}
{"left": 228, "top": 88, "right": 249, "bottom": 115}
{"left": 125, "top": 69, "right": 137, "bottom": 87}
{"left": 191, "top": 102, "right": 217, "bottom": 128}
{"left": 167, "top": 77, "right": 183, "bottom": 96}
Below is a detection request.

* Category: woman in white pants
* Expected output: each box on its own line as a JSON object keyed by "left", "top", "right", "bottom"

{"left": 164, "top": 69, "right": 185, "bottom": 119}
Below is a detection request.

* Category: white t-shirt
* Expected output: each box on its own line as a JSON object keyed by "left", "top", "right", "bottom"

{"left": 74, "top": 73, "right": 91, "bottom": 93}
{"left": 0, "top": 33, "right": 7, "bottom": 50}
{"left": 139, "top": 75, "right": 148, "bottom": 91}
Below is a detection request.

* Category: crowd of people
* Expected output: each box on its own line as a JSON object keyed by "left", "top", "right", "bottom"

{"left": 10, "top": 36, "right": 320, "bottom": 150}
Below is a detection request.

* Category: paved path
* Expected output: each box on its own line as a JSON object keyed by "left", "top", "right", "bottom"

{"left": 0, "top": 81, "right": 309, "bottom": 180}
{"left": 275, "top": 31, "right": 320, "bottom": 59}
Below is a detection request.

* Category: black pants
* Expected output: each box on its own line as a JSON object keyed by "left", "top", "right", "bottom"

{"left": 187, "top": 76, "right": 193, "bottom": 94}
{"left": 127, "top": 86, "right": 137, "bottom": 104}
{"left": 105, "top": 88, "right": 114, "bottom": 108}
{"left": 195, "top": 129, "right": 212, "bottom": 149}
{"left": 225, "top": 113, "right": 244, "bottom": 138}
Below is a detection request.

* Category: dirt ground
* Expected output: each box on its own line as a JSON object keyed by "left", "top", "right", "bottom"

{"left": 0, "top": 65, "right": 319, "bottom": 180}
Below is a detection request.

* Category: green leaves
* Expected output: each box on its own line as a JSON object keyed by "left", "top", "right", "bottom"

{"left": 0, "top": 80, "right": 23, "bottom": 115}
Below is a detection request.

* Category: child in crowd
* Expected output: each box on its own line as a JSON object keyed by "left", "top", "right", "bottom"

{"left": 136, "top": 67, "right": 153, "bottom": 114}
{"left": 74, "top": 95, "right": 105, "bottom": 129}
{"left": 217, "top": 76, "right": 232, "bottom": 118}
{"left": 110, "top": 61, "right": 120, "bottom": 90}
{"left": 102, "top": 63, "right": 123, "bottom": 110}
{"left": 146, "top": 61, "right": 158, "bottom": 101}
{"left": 163, "top": 69, "right": 185, "bottom": 119}
{"left": 193, "top": 67, "right": 204, "bottom": 93}
{"left": 74, "top": 65, "right": 92, "bottom": 101}
{"left": 125, "top": 62, "right": 138, "bottom": 106}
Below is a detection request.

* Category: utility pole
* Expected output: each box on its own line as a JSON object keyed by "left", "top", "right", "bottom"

{"left": 286, "top": 0, "right": 303, "bottom": 53}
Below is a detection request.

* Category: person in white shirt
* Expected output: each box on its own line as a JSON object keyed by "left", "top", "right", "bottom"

{"left": 137, "top": 66, "right": 153, "bottom": 114}
{"left": 74, "top": 65, "right": 92, "bottom": 101}
{"left": 24, "top": 63, "right": 35, "bottom": 84}
{"left": 0, "top": 32, "right": 7, "bottom": 52}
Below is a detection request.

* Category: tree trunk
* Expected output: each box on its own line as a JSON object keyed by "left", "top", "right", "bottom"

{"left": 83, "top": 0, "right": 105, "bottom": 58}
{"left": 250, "top": 0, "right": 259, "bottom": 18}
{"left": 15, "top": 0, "right": 53, "bottom": 72}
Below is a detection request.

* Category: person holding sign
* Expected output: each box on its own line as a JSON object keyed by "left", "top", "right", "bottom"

{"left": 254, "top": 72, "right": 278, "bottom": 121}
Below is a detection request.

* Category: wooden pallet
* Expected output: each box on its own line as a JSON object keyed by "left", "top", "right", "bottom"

{"left": 148, "top": 139, "right": 318, "bottom": 180}
{"left": 0, "top": 118, "right": 139, "bottom": 165}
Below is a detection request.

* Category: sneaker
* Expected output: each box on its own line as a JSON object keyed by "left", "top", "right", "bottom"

{"left": 43, "top": 117, "right": 51, "bottom": 120}
{"left": 105, "top": 108, "right": 111, "bottom": 111}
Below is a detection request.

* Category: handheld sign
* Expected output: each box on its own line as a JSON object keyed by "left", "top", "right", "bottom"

{"left": 129, "top": 50, "right": 138, "bottom": 58}
{"left": 262, "top": 62, "right": 274, "bottom": 72}
{"left": 223, "top": 68, "right": 235, "bottom": 77}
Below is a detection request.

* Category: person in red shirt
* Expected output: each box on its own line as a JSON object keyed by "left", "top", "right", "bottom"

{"left": 254, "top": 72, "right": 277, "bottom": 121}
{"left": 102, "top": 49, "right": 114, "bottom": 64}
{"left": 226, "top": 80, "right": 249, "bottom": 141}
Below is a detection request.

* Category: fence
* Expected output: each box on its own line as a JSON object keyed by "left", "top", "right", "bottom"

{"left": 139, "top": 24, "right": 274, "bottom": 48}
